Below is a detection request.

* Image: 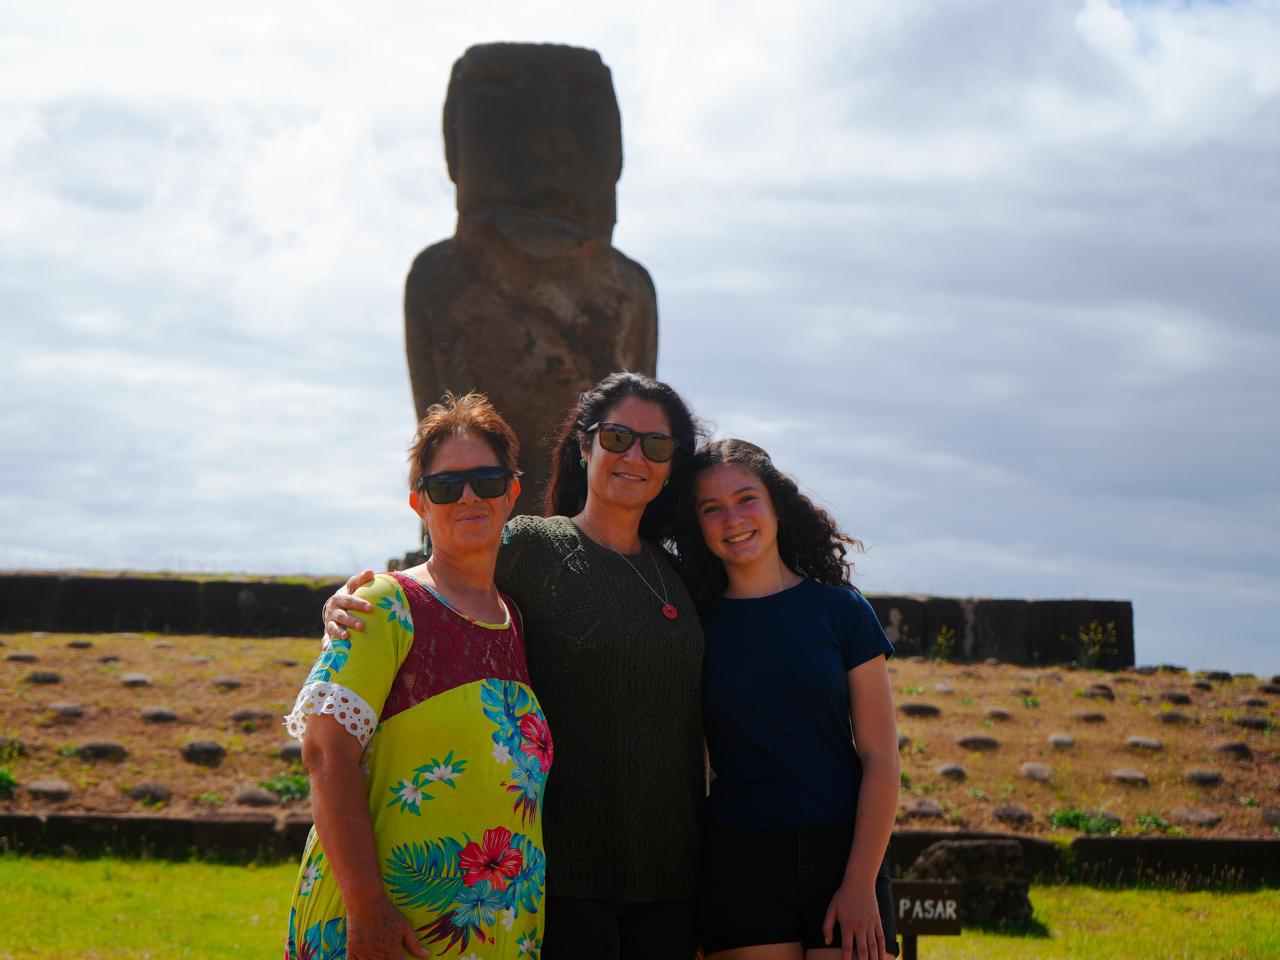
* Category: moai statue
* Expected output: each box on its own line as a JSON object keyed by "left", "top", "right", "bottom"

{"left": 406, "top": 43, "right": 658, "bottom": 516}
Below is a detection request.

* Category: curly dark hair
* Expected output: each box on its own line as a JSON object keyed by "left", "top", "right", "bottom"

{"left": 674, "top": 438, "right": 866, "bottom": 612}
{"left": 544, "top": 372, "right": 705, "bottom": 544}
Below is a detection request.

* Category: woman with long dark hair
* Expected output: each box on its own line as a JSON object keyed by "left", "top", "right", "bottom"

{"left": 675, "top": 439, "right": 899, "bottom": 960}
{"left": 325, "top": 372, "right": 707, "bottom": 960}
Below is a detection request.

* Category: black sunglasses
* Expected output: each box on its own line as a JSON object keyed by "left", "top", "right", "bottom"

{"left": 585, "top": 422, "right": 678, "bottom": 463}
{"left": 418, "top": 466, "right": 513, "bottom": 505}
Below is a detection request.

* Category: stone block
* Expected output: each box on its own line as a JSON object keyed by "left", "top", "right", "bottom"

{"left": 970, "top": 599, "right": 1032, "bottom": 663}
{"left": 866, "top": 596, "right": 926, "bottom": 658}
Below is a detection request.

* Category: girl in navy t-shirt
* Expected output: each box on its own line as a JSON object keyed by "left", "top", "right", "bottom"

{"left": 676, "top": 439, "right": 900, "bottom": 960}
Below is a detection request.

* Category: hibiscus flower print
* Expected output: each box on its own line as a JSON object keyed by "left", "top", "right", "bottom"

{"left": 519, "top": 712, "right": 553, "bottom": 773}
{"left": 459, "top": 826, "right": 524, "bottom": 892}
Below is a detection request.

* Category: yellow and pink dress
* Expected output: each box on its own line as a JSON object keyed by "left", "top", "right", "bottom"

{"left": 282, "top": 572, "right": 552, "bottom": 959}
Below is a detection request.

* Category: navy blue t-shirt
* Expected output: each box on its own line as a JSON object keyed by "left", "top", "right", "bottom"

{"left": 702, "top": 578, "right": 894, "bottom": 829}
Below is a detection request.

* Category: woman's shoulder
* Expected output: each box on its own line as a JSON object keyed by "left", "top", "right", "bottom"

{"left": 505, "top": 514, "right": 581, "bottom": 552}
{"left": 351, "top": 573, "right": 415, "bottom": 631}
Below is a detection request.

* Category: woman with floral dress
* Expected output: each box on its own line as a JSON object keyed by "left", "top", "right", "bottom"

{"left": 284, "top": 392, "right": 552, "bottom": 960}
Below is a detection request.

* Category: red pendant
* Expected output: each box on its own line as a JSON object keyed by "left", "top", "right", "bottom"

{"left": 662, "top": 603, "right": 679, "bottom": 621}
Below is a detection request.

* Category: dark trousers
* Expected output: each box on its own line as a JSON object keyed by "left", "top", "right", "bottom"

{"left": 542, "top": 894, "right": 699, "bottom": 960}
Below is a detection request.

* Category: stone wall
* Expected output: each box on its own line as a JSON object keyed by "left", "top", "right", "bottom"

{"left": 1, "top": 575, "right": 1134, "bottom": 667}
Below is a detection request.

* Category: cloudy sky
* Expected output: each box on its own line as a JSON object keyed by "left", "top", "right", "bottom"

{"left": 3, "top": 1, "right": 1277, "bottom": 673}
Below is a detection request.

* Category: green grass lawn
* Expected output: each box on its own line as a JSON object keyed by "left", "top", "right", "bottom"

{"left": 0, "top": 856, "right": 1277, "bottom": 959}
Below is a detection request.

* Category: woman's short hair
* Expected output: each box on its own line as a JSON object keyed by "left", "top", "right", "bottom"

{"left": 674, "top": 438, "right": 865, "bottom": 612}
{"left": 544, "top": 372, "right": 705, "bottom": 543}
{"left": 407, "top": 391, "right": 520, "bottom": 491}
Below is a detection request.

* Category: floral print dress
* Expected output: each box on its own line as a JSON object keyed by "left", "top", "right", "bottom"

{"left": 283, "top": 572, "right": 552, "bottom": 959}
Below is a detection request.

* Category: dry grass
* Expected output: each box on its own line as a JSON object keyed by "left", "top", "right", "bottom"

{"left": 1, "top": 633, "right": 1277, "bottom": 835}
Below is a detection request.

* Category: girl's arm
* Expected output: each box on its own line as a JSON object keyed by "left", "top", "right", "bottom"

{"left": 821, "top": 652, "right": 899, "bottom": 960}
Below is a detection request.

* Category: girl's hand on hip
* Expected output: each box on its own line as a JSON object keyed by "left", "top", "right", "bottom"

{"left": 822, "top": 880, "right": 887, "bottom": 960}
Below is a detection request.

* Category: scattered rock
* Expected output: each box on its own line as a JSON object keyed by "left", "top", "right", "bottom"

{"left": 993, "top": 803, "right": 1034, "bottom": 826}
{"left": 1234, "top": 716, "right": 1271, "bottom": 731}
{"left": 67, "top": 640, "right": 93, "bottom": 649}
{"left": 1019, "top": 762, "right": 1053, "bottom": 782}
{"left": 1073, "top": 711, "right": 1107, "bottom": 724}
{"left": 276, "top": 659, "right": 300, "bottom": 668}
{"left": 1185, "top": 769, "right": 1223, "bottom": 786}
{"left": 130, "top": 782, "right": 172, "bottom": 804}
{"left": 1272, "top": 675, "right": 1280, "bottom": 685}
{"left": 983, "top": 658, "right": 1002, "bottom": 667}
{"left": 1039, "top": 673, "right": 1064, "bottom": 683}
{"left": 1084, "top": 684, "right": 1115, "bottom": 701}
{"left": 908, "top": 840, "right": 1031, "bottom": 927}
{"left": 959, "top": 670, "right": 981, "bottom": 679}
{"left": 1258, "top": 684, "right": 1280, "bottom": 695}
{"left": 234, "top": 786, "right": 278, "bottom": 807}
{"left": 141, "top": 707, "right": 178, "bottom": 723}
{"left": 1262, "top": 808, "right": 1280, "bottom": 829}
{"left": 0, "top": 736, "right": 27, "bottom": 757}
{"left": 900, "top": 702, "right": 941, "bottom": 718}
{"left": 957, "top": 734, "right": 999, "bottom": 751}
{"left": 986, "top": 708, "right": 1012, "bottom": 722}
{"left": 1172, "top": 808, "right": 1222, "bottom": 827}
{"left": 1048, "top": 733, "right": 1074, "bottom": 749}
{"left": 1213, "top": 741, "right": 1253, "bottom": 761}
{"left": 280, "top": 740, "right": 303, "bottom": 763}
{"left": 181, "top": 741, "right": 226, "bottom": 767}
{"left": 5, "top": 652, "right": 37, "bottom": 663}
{"left": 897, "top": 733, "right": 910, "bottom": 752}
{"left": 98, "top": 655, "right": 120, "bottom": 664}
{"left": 937, "top": 763, "right": 967, "bottom": 781}
{"left": 47, "top": 702, "right": 83, "bottom": 719}
{"left": 1114, "top": 675, "right": 1137, "bottom": 685}
{"left": 1112, "top": 767, "right": 1149, "bottom": 786}
{"left": 76, "top": 740, "right": 127, "bottom": 762}
{"left": 26, "top": 671, "right": 61, "bottom": 684}
{"left": 907, "top": 655, "right": 927, "bottom": 664}
{"left": 1161, "top": 691, "right": 1192, "bottom": 706}
{"left": 1158, "top": 664, "right": 1187, "bottom": 674}
{"left": 1132, "top": 665, "right": 1157, "bottom": 675}
{"left": 1191, "top": 679, "right": 1213, "bottom": 691}
{"left": 934, "top": 682, "right": 954, "bottom": 695}
{"left": 1205, "top": 671, "right": 1233, "bottom": 682}
{"left": 212, "top": 677, "right": 243, "bottom": 691}
{"left": 28, "top": 779, "right": 71, "bottom": 802}
{"left": 1158, "top": 712, "right": 1191, "bottom": 725}
{"left": 1126, "top": 736, "right": 1163, "bottom": 751}
{"left": 120, "top": 673, "right": 150, "bottom": 687}
{"left": 902, "top": 798, "right": 946, "bottom": 820}
{"left": 1011, "top": 687, "right": 1033, "bottom": 697}
{"left": 1241, "top": 696, "right": 1268, "bottom": 708}
{"left": 232, "top": 708, "right": 274, "bottom": 724}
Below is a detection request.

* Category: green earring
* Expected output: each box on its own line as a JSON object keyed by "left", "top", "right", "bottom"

{"left": 663, "top": 477, "right": 669, "bottom": 487}
{"left": 579, "top": 458, "right": 586, "bottom": 468}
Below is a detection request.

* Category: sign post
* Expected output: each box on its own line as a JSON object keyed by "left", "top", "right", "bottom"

{"left": 892, "top": 880, "right": 962, "bottom": 959}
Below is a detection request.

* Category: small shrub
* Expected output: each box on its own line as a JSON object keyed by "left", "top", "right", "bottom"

{"left": 904, "top": 683, "right": 924, "bottom": 696}
{"left": 900, "top": 771, "right": 911, "bottom": 790}
{"left": 1136, "top": 813, "right": 1183, "bottom": 836}
{"left": 1050, "top": 807, "right": 1120, "bottom": 835}
{"left": 1021, "top": 696, "right": 1040, "bottom": 709}
{"left": 911, "top": 741, "right": 926, "bottom": 756}
{"left": 969, "top": 786, "right": 989, "bottom": 802}
{"left": 261, "top": 773, "right": 310, "bottom": 802}
{"left": 932, "top": 625, "right": 956, "bottom": 661}
{"left": 1239, "top": 796, "right": 1259, "bottom": 807}
{"left": 0, "top": 767, "right": 17, "bottom": 800}
{"left": 197, "top": 792, "right": 225, "bottom": 807}
{"left": 1065, "top": 620, "right": 1118, "bottom": 669}
{"left": 960, "top": 696, "right": 975, "bottom": 706}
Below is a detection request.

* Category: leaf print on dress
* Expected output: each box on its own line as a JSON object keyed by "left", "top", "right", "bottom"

{"left": 482, "top": 679, "right": 552, "bottom": 826}
{"left": 284, "top": 912, "right": 347, "bottom": 960}
{"left": 302, "top": 636, "right": 351, "bottom": 687}
{"left": 385, "top": 828, "right": 546, "bottom": 956}
{"left": 376, "top": 588, "right": 414, "bottom": 632}
{"left": 387, "top": 750, "right": 468, "bottom": 815}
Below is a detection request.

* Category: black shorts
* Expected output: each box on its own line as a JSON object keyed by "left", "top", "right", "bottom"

{"left": 699, "top": 824, "right": 899, "bottom": 955}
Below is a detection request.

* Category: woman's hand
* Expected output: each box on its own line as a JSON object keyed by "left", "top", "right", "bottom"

{"left": 323, "top": 570, "right": 376, "bottom": 640}
{"left": 347, "top": 895, "right": 429, "bottom": 960}
{"left": 822, "top": 880, "right": 887, "bottom": 960}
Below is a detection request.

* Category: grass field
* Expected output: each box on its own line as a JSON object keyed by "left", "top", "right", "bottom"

{"left": 0, "top": 856, "right": 1277, "bottom": 959}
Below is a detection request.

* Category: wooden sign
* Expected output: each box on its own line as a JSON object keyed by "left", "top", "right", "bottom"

{"left": 893, "top": 880, "right": 963, "bottom": 936}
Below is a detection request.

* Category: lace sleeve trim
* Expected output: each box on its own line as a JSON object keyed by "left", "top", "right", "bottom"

{"left": 283, "top": 681, "right": 378, "bottom": 748}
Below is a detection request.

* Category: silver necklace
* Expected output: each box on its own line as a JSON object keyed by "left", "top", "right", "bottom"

{"left": 578, "top": 517, "right": 679, "bottom": 621}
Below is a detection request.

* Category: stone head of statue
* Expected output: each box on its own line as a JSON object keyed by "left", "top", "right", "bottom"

{"left": 444, "top": 43, "right": 623, "bottom": 240}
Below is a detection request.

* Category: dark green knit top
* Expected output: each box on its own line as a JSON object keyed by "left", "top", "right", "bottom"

{"left": 495, "top": 514, "right": 704, "bottom": 902}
